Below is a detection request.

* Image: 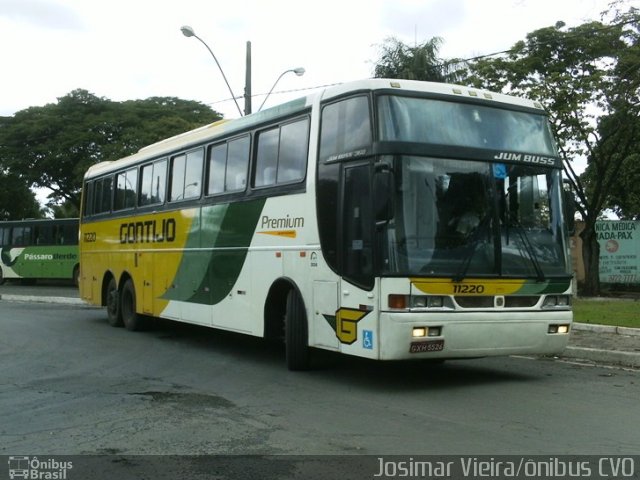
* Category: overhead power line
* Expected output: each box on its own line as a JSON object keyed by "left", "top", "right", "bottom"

{"left": 206, "top": 16, "right": 638, "bottom": 110}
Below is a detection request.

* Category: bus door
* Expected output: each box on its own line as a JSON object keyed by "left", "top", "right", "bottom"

{"left": 337, "top": 162, "right": 378, "bottom": 356}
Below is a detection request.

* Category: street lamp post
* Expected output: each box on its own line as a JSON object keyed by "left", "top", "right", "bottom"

{"left": 258, "top": 67, "right": 306, "bottom": 112}
{"left": 180, "top": 25, "right": 244, "bottom": 117}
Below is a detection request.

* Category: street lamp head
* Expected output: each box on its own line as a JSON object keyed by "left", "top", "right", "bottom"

{"left": 179, "top": 24, "right": 244, "bottom": 117}
{"left": 257, "top": 66, "right": 307, "bottom": 112}
{"left": 180, "top": 25, "right": 196, "bottom": 38}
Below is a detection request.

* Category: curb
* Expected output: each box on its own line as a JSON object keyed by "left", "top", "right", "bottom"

{"left": 563, "top": 323, "right": 640, "bottom": 368}
{"left": 561, "top": 346, "right": 640, "bottom": 368}
{"left": 572, "top": 322, "right": 640, "bottom": 337}
{"left": 0, "top": 294, "right": 86, "bottom": 306}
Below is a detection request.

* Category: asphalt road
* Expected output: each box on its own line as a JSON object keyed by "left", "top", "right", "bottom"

{"left": 1, "top": 299, "right": 639, "bottom": 462}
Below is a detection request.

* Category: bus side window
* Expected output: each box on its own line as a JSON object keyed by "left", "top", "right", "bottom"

{"left": 207, "top": 144, "right": 227, "bottom": 195}
{"left": 319, "top": 96, "right": 371, "bottom": 162}
{"left": 11, "top": 226, "right": 31, "bottom": 246}
{"left": 170, "top": 149, "right": 203, "bottom": 202}
{"left": 254, "top": 128, "right": 279, "bottom": 187}
{"left": 225, "top": 135, "right": 249, "bottom": 191}
{"left": 93, "top": 180, "right": 103, "bottom": 214}
{"left": 277, "top": 118, "right": 309, "bottom": 183}
{"left": 36, "top": 225, "right": 54, "bottom": 245}
{"left": 83, "top": 181, "right": 94, "bottom": 217}
{"left": 253, "top": 118, "right": 308, "bottom": 188}
{"left": 140, "top": 159, "right": 167, "bottom": 205}
{"left": 93, "top": 176, "right": 113, "bottom": 214}
{"left": 152, "top": 159, "right": 167, "bottom": 203}
{"left": 115, "top": 167, "right": 138, "bottom": 211}
{"left": 63, "top": 225, "right": 77, "bottom": 245}
{"left": 207, "top": 135, "right": 250, "bottom": 195}
{"left": 184, "top": 149, "right": 203, "bottom": 199}
{"left": 54, "top": 226, "right": 63, "bottom": 245}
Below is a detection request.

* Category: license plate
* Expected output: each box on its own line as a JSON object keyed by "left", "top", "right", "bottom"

{"left": 410, "top": 339, "right": 444, "bottom": 353}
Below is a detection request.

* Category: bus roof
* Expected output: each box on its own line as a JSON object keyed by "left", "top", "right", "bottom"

{"left": 84, "top": 79, "right": 545, "bottom": 180}
{"left": 0, "top": 217, "right": 78, "bottom": 226}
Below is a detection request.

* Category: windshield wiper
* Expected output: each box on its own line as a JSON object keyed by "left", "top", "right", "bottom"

{"left": 509, "top": 218, "right": 546, "bottom": 282}
{"left": 453, "top": 212, "right": 492, "bottom": 283}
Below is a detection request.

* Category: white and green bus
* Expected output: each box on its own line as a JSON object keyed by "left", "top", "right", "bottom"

{"left": 79, "top": 79, "right": 573, "bottom": 370}
{"left": 0, "top": 218, "right": 79, "bottom": 286}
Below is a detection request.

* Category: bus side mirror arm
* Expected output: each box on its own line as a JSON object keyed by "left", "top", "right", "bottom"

{"left": 374, "top": 163, "right": 395, "bottom": 229}
{"left": 562, "top": 179, "right": 576, "bottom": 236}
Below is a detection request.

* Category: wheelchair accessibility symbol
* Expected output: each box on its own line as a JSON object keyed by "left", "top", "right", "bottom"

{"left": 363, "top": 330, "right": 373, "bottom": 350}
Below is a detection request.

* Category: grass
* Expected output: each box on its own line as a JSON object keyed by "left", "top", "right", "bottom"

{"left": 572, "top": 298, "right": 640, "bottom": 329}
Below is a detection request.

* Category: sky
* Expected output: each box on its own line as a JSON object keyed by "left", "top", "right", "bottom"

{"left": 0, "top": 0, "right": 616, "bottom": 120}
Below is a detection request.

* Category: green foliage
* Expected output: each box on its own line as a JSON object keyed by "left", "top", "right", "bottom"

{"left": 50, "top": 199, "right": 79, "bottom": 219}
{"left": 0, "top": 90, "right": 222, "bottom": 212}
{"left": 0, "top": 170, "right": 42, "bottom": 220}
{"left": 583, "top": 6, "right": 640, "bottom": 220}
{"left": 603, "top": 153, "right": 640, "bottom": 220}
{"left": 373, "top": 36, "right": 463, "bottom": 83}
{"left": 463, "top": 6, "right": 640, "bottom": 295}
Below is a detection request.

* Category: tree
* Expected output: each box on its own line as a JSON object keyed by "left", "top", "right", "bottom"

{"left": 0, "top": 116, "right": 43, "bottom": 220}
{"left": 464, "top": 6, "right": 640, "bottom": 296}
{"left": 0, "top": 90, "right": 222, "bottom": 212}
{"left": 584, "top": 6, "right": 640, "bottom": 221}
{"left": 0, "top": 170, "right": 42, "bottom": 220}
{"left": 373, "top": 36, "right": 463, "bottom": 83}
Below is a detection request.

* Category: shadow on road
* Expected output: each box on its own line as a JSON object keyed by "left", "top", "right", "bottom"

{"left": 87, "top": 311, "right": 540, "bottom": 392}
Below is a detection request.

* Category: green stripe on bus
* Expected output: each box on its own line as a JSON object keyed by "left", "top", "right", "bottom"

{"left": 162, "top": 198, "right": 266, "bottom": 305}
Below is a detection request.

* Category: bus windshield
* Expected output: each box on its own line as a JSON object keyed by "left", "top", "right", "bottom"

{"left": 378, "top": 95, "right": 557, "bottom": 155}
{"left": 378, "top": 156, "right": 570, "bottom": 278}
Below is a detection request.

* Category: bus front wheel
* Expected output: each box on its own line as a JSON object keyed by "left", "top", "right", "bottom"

{"left": 121, "top": 278, "right": 145, "bottom": 331}
{"left": 285, "top": 289, "right": 310, "bottom": 371}
{"left": 106, "top": 277, "right": 123, "bottom": 327}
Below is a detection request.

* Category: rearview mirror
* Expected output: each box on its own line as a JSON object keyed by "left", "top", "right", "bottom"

{"left": 373, "top": 163, "right": 394, "bottom": 228}
{"left": 562, "top": 180, "right": 576, "bottom": 236}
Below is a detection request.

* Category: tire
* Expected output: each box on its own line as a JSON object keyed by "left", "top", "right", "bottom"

{"left": 121, "top": 278, "right": 145, "bottom": 331}
{"left": 72, "top": 265, "right": 80, "bottom": 288}
{"left": 0, "top": 267, "right": 4, "bottom": 285}
{"left": 285, "top": 289, "right": 310, "bottom": 371}
{"left": 106, "top": 277, "right": 123, "bottom": 327}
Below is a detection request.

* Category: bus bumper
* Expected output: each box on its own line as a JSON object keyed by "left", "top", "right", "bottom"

{"left": 378, "top": 310, "right": 573, "bottom": 361}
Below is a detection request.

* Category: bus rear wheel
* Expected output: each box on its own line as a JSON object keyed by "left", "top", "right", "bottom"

{"left": 285, "top": 289, "right": 310, "bottom": 371}
{"left": 106, "top": 277, "right": 123, "bottom": 327}
{"left": 121, "top": 278, "right": 145, "bottom": 331}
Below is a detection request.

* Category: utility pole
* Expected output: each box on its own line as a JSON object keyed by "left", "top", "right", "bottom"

{"left": 244, "top": 41, "right": 252, "bottom": 115}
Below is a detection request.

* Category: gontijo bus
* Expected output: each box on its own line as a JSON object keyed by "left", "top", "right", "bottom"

{"left": 79, "top": 79, "right": 573, "bottom": 370}
{"left": 0, "top": 218, "right": 79, "bottom": 285}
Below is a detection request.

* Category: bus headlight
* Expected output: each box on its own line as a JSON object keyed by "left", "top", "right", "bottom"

{"left": 548, "top": 324, "right": 570, "bottom": 334}
{"left": 412, "top": 326, "right": 442, "bottom": 337}
{"left": 389, "top": 295, "right": 449, "bottom": 310}
{"left": 410, "top": 295, "right": 445, "bottom": 308}
{"left": 412, "top": 327, "right": 427, "bottom": 337}
{"left": 542, "top": 295, "right": 572, "bottom": 309}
